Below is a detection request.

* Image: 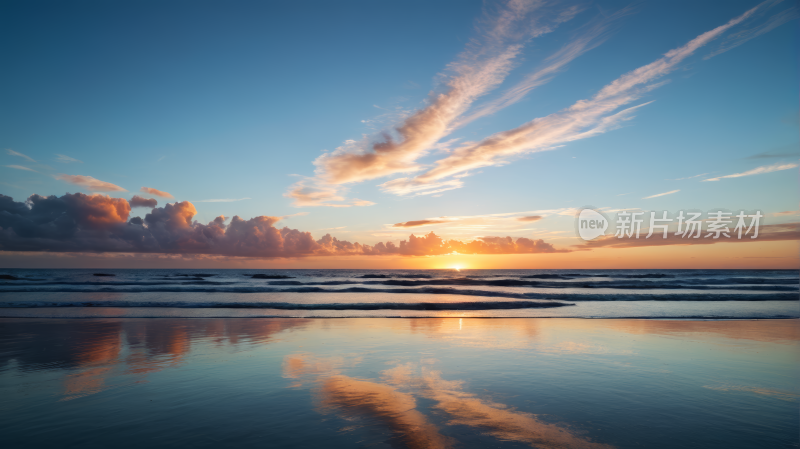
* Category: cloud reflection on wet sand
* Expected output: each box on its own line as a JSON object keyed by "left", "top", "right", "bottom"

{"left": 0, "top": 318, "right": 311, "bottom": 400}
{"left": 284, "top": 353, "right": 612, "bottom": 449}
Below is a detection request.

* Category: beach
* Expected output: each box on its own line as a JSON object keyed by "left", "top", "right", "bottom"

{"left": 1, "top": 317, "right": 797, "bottom": 448}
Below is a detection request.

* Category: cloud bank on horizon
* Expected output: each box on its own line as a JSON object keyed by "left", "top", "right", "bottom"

{"left": 0, "top": 193, "right": 567, "bottom": 257}
{"left": 1, "top": 193, "right": 796, "bottom": 259}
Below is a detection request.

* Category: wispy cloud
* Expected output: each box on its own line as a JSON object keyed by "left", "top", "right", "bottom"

{"left": 702, "top": 162, "right": 798, "bottom": 182}
{"left": 195, "top": 197, "right": 251, "bottom": 203}
{"left": 642, "top": 189, "right": 679, "bottom": 199}
{"left": 384, "top": 208, "right": 574, "bottom": 237}
{"left": 381, "top": 2, "right": 767, "bottom": 196}
{"left": 140, "top": 186, "right": 174, "bottom": 198}
{"left": 5, "top": 165, "right": 38, "bottom": 173}
{"left": 284, "top": 177, "right": 376, "bottom": 207}
{"left": 575, "top": 222, "right": 800, "bottom": 250}
{"left": 746, "top": 148, "right": 800, "bottom": 159}
{"left": 55, "top": 174, "right": 127, "bottom": 192}
{"left": 6, "top": 149, "right": 36, "bottom": 163}
{"left": 56, "top": 154, "right": 83, "bottom": 163}
{"left": 457, "top": 6, "right": 634, "bottom": 126}
{"left": 704, "top": 1, "right": 798, "bottom": 60}
{"left": 287, "top": 0, "right": 585, "bottom": 206}
{"left": 393, "top": 219, "right": 453, "bottom": 228}
{"left": 667, "top": 173, "right": 708, "bottom": 181}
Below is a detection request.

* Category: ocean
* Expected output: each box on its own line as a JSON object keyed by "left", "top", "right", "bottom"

{"left": 0, "top": 268, "right": 797, "bottom": 318}
{"left": 1, "top": 269, "right": 798, "bottom": 448}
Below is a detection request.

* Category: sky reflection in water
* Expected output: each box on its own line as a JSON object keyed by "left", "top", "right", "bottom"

{"left": 0, "top": 318, "right": 797, "bottom": 448}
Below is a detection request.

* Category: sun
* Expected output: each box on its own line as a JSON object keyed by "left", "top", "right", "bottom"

{"left": 451, "top": 265, "right": 464, "bottom": 271}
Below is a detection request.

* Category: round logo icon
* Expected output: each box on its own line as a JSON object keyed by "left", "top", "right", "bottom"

{"left": 576, "top": 208, "right": 608, "bottom": 241}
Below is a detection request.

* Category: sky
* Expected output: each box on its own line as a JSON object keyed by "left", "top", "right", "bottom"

{"left": 0, "top": 0, "right": 798, "bottom": 269}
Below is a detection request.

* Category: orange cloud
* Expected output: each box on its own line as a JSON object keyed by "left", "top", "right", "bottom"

{"left": 379, "top": 4, "right": 767, "bottom": 196}
{"left": 393, "top": 219, "right": 452, "bottom": 228}
{"left": 140, "top": 187, "right": 174, "bottom": 198}
{"left": 285, "top": 2, "right": 584, "bottom": 206}
{"left": 318, "top": 375, "right": 453, "bottom": 449}
{"left": 517, "top": 215, "right": 543, "bottom": 222}
{"left": 0, "top": 193, "right": 565, "bottom": 257}
{"left": 55, "top": 175, "right": 127, "bottom": 192}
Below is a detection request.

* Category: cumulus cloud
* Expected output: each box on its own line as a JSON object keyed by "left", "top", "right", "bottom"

{"left": 6, "top": 149, "right": 36, "bottom": 163}
{"left": 0, "top": 193, "right": 565, "bottom": 257}
{"left": 381, "top": 3, "right": 767, "bottom": 196}
{"left": 642, "top": 189, "right": 679, "bottom": 199}
{"left": 56, "top": 154, "right": 83, "bottom": 163}
{"left": 702, "top": 162, "right": 798, "bottom": 182}
{"left": 140, "top": 186, "right": 174, "bottom": 198}
{"left": 287, "top": 0, "right": 585, "bottom": 206}
{"left": 55, "top": 174, "right": 127, "bottom": 192}
{"left": 129, "top": 195, "right": 158, "bottom": 208}
{"left": 5, "top": 165, "right": 37, "bottom": 173}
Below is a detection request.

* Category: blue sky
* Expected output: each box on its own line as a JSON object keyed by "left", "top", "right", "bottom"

{"left": 0, "top": 0, "right": 797, "bottom": 267}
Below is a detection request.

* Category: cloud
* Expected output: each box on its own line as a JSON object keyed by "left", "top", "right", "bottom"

{"left": 516, "top": 215, "right": 543, "bottom": 222}
{"left": 704, "top": 2, "right": 798, "bottom": 60}
{"left": 140, "top": 187, "right": 174, "bottom": 198}
{"left": 667, "top": 173, "right": 708, "bottom": 181}
{"left": 55, "top": 174, "right": 127, "bottom": 192}
{"left": 642, "top": 189, "right": 679, "bottom": 199}
{"left": 287, "top": 1, "right": 584, "bottom": 206}
{"left": 5, "top": 165, "right": 38, "bottom": 173}
{"left": 318, "top": 375, "right": 452, "bottom": 449}
{"left": 284, "top": 178, "right": 374, "bottom": 207}
{"left": 419, "top": 368, "right": 612, "bottom": 449}
{"left": 746, "top": 147, "right": 799, "bottom": 159}
{"left": 379, "top": 3, "right": 769, "bottom": 196}
{"left": 393, "top": 220, "right": 452, "bottom": 228}
{"left": 702, "top": 162, "right": 798, "bottom": 182}
{"left": 195, "top": 198, "right": 251, "bottom": 203}
{"left": 6, "top": 149, "right": 36, "bottom": 163}
{"left": 56, "top": 154, "right": 83, "bottom": 163}
{"left": 129, "top": 195, "right": 158, "bottom": 208}
{"left": 457, "top": 6, "right": 634, "bottom": 126}
{"left": 0, "top": 193, "right": 566, "bottom": 257}
{"left": 383, "top": 209, "right": 575, "bottom": 236}
{"left": 574, "top": 222, "right": 800, "bottom": 250}
{"left": 773, "top": 210, "right": 800, "bottom": 216}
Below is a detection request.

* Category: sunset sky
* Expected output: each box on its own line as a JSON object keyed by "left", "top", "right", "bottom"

{"left": 1, "top": 0, "right": 797, "bottom": 269}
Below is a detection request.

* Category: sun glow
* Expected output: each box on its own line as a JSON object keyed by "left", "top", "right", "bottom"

{"left": 452, "top": 265, "right": 464, "bottom": 271}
